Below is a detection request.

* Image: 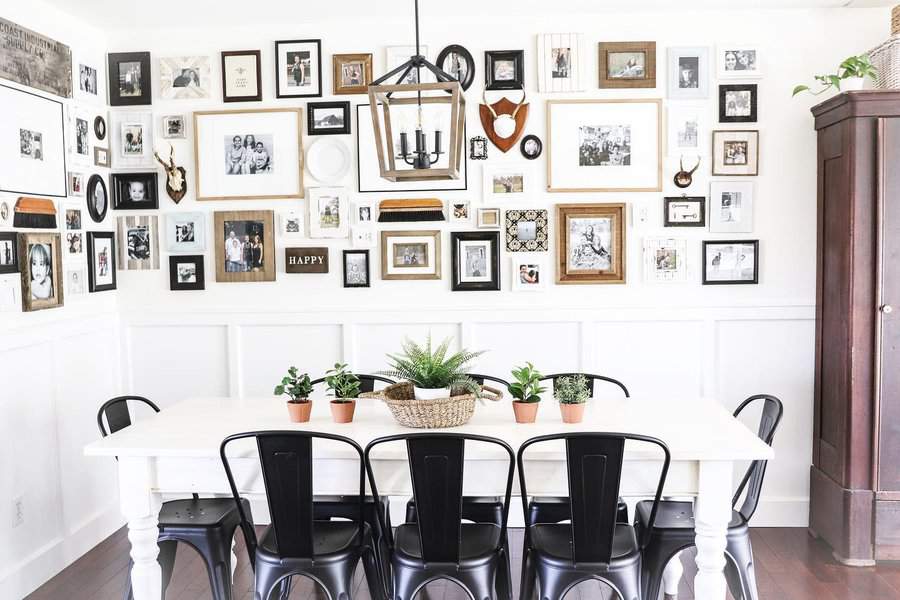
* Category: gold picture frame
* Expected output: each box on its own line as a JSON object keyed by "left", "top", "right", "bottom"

{"left": 214, "top": 210, "right": 276, "bottom": 282}
{"left": 381, "top": 230, "right": 441, "bottom": 280}
{"left": 598, "top": 41, "right": 656, "bottom": 88}
{"left": 333, "top": 53, "right": 373, "bottom": 95}
{"left": 18, "top": 232, "right": 64, "bottom": 311}
{"left": 556, "top": 203, "right": 626, "bottom": 284}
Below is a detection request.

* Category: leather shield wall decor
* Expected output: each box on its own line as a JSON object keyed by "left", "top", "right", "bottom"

{"left": 479, "top": 91, "right": 529, "bottom": 153}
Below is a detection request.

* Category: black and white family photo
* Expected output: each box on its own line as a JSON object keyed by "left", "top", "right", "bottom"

{"left": 394, "top": 243, "right": 427, "bottom": 267}
{"left": 174, "top": 221, "right": 195, "bottom": 243}
{"left": 76, "top": 117, "right": 88, "bottom": 156}
{"left": 29, "top": 243, "right": 54, "bottom": 300}
{"left": 223, "top": 220, "right": 265, "bottom": 272}
{"left": 344, "top": 252, "right": 368, "bottom": 285}
{"left": 66, "top": 208, "right": 82, "bottom": 230}
{"left": 126, "top": 180, "right": 149, "bottom": 203}
{"left": 518, "top": 263, "right": 540, "bottom": 285}
{"left": 173, "top": 68, "right": 201, "bottom": 88}
{"left": 20, "top": 129, "right": 43, "bottom": 160}
{"left": 177, "top": 262, "right": 197, "bottom": 283}
{"left": 286, "top": 51, "right": 311, "bottom": 87}
{"left": 579, "top": 125, "right": 631, "bottom": 166}
{"left": 463, "top": 244, "right": 488, "bottom": 279}
{"left": 493, "top": 59, "right": 516, "bottom": 81}
{"left": 724, "top": 90, "right": 752, "bottom": 117}
{"left": 608, "top": 51, "right": 645, "bottom": 78}
{"left": 358, "top": 206, "right": 372, "bottom": 222}
{"left": 567, "top": 217, "right": 612, "bottom": 271}
{"left": 724, "top": 141, "right": 749, "bottom": 165}
{"left": 118, "top": 61, "right": 143, "bottom": 97}
{"left": 122, "top": 123, "right": 143, "bottom": 155}
{"left": 723, "top": 50, "right": 757, "bottom": 72}
{"left": 551, "top": 47, "right": 571, "bottom": 78}
{"left": 225, "top": 134, "right": 273, "bottom": 175}
{"left": 79, "top": 64, "right": 97, "bottom": 94}
{"left": 341, "top": 62, "right": 364, "bottom": 87}
{"left": 67, "top": 232, "right": 83, "bottom": 254}
{"left": 127, "top": 226, "right": 151, "bottom": 260}
{"left": 492, "top": 174, "right": 524, "bottom": 194}
{"left": 678, "top": 56, "right": 699, "bottom": 88}
{"left": 442, "top": 51, "right": 469, "bottom": 83}
{"left": 705, "top": 242, "right": 757, "bottom": 283}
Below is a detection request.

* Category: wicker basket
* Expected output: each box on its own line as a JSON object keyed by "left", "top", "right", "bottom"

{"left": 870, "top": 36, "right": 900, "bottom": 89}
{"left": 373, "top": 381, "right": 503, "bottom": 428}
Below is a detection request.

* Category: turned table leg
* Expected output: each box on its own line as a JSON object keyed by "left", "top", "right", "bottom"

{"left": 118, "top": 457, "right": 163, "bottom": 600}
{"left": 693, "top": 460, "right": 733, "bottom": 600}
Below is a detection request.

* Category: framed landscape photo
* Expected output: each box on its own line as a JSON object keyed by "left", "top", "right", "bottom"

{"left": 436, "top": 45, "right": 475, "bottom": 91}
{"left": 510, "top": 255, "right": 547, "bottom": 292}
{"left": 667, "top": 104, "right": 707, "bottom": 156}
{"left": 221, "top": 50, "right": 262, "bottom": 102}
{"left": 643, "top": 237, "right": 688, "bottom": 283}
{"left": 193, "top": 108, "right": 303, "bottom": 201}
{"left": 381, "top": 230, "right": 441, "bottom": 280}
{"left": 343, "top": 249, "right": 370, "bottom": 288}
{"left": 0, "top": 233, "right": 19, "bottom": 275}
{"left": 556, "top": 203, "right": 626, "bottom": 284}
{"left": 214, "top": 210, "right": 276, "bottom": 282}
{"left": 703, "top": 240, "right": 759, "bottom": 284}
{"left": 166, "top": 212, "right": 206, "bottom": 252}
{"left": 159, "top": 56, "right": 210, "bottom": 100}
{"left": 709, "top": 181, "right": 754, "bottom": 233}
{"left": 169, "top": 255, "right": 205, "bottom": 291}
{"left": 667, "top": 47, "right": 709, "bottom": 99}
{"left": 451, "top": 231, "right": 500, "bottom": 292}
{"left": 275, "top": 39, "right": 322, "bottom": 99}
{"left": 537, "top": 33, "right": 583, "bottom": 93}
{"left": 307, "top": 101, "right": 351, "bottom": 135}
{"left": 547, "top": 99, "right": 662, "bottom": 192}
{"left": 505, "top": 208, "right": 548, "bottom": 252}
{"left": 719, "top": 84, "right": 757, "bottom": 123}
{"left": 483, "top": 165, "right": 529, "bottom": 201}
{"left": 712, "top": 130, "right": 759, "bottom": 176}
{"left": 18, "top": 232, "right": 64, "bottom": 312}
{"left": 307, "top": 187, "right": 349, "bottom": 239}
{"left": 485, "top": 50, "right": 525, "bottom": 90}
{"left": 85, "top": 174, "right": 108, "bottom": 223}
{"left": 116, "top": 215, "right": 160, "bottom": 270}
{"left": 111, "top": 172, "right": 159, "bottom": 210}
{"left": 333, "top": 53, "right": 373, "bottom": 95}
{"left": 110, "top": 111, "right": 154, "bottom": 168}
{"left": 107, "top": 52, "right": 152, "bottom": 106}
{"left": 87, "top": 231, "right": 116, "bottom": 292}
{"left": 717, "top": 45, "right": 762, "bottom": 79}
{"left": 664, "top": 196, "right": 706, "bottom": 227}
{"left": 598, "top": 41, "right": 656, "bottom": 88}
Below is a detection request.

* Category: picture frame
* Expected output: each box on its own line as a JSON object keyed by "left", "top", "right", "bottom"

{"left": 307, "top": 187, "right": 349, "bottom": 239}
{"left": 664, "top": 196, "right": 706, "bottom": 227}
{"left": 0, "top": 232, "right": 19, "bottom": 274}
{"left": 93, "top": 146, "right": 109, "bottom": 167}
{"left": 158, "top": 56, "right": 210, "bottom": 100}
{"left": 278, "top": 211, "right": 305, "bottom": 240}
{"left": 505, "top": 209, "right": 548, "bottom": 252}
{"left": 332, "top": 53, "right": 373, "bottom": 95}
{"left": 214, "top": 210, "right": 276, "bottom": 282}
{"left": 0, "top": 18, "right": 72, "bottom": 98}
{"left": 18, "top": 232, "right": 64, "bottom": 311}
{"left": 717, "top": 45, "right": 762, "bottom": 79}
{"left": 169, "top": 255, "right": 205, "bottom": 291}
{"left": 111, "top": 172, "right": 159, "bottom": 210}
{"left": 703, "top": 240, "right": 759, "bottom": 285}
{"left": 193, "top": 108, "right": 303, "bottom": 201}
{"left": 547, "top": 99, "right": 662, "bottom": 192}
{"left": 448, "top": 200, "right": 471, "bottom": 225}
{"left": 85, "top": 174, "right": 109, "bottom": 223}
{"left": 556, "top": 203, "right": 626, "bottom": 284}
{"left": 470, "top": 136, "right": 488, "bottom": 160}
{"left": 598, "top": 41, "right": 656, "bottom": 88}
{"left": 65, "top": 231, "right": 84, "bottom": 260}
{"left": 275, "top": 39, "right": 322, "bottom": 99}
{"left": 110, "top": 110, "right": 154, "bottom": 168}
{"left": 537, "top": 33, "right": 584, "bottom": 93}
{"left": 68, "top": 171, "right": 85, "bottom": 197}
{"left": 712, "top": 129, "right": 759, "bottom": 176}
{"left": 520, "top": 135, "right": 543, "bottom": 160}
{"left": 352, "top": 200, "right": 376, "bottom": 225}
{"left": 351, "top": 227, "right": 377, "bottom": 249}
{"left": 451, "top": 231, "right": 500, "bottom": 291}
{"left": 667, "top": 47, "right": 709, "bottom": 99}
{"left": 719, "top": 84, "right": 757, "bottom": 123}
{"left": 709, "top": 181, "right": 754, "bottom": 233}
{"left": 0, "top": 199, "right": 12, "bottom": 227}
{"left": 221, "top": 50, "right": 262, "bottom": 102}
{"left": 94, "top": 115, "right": 107, "bottom": 140}
{"left": 436, "top": 45, "right": 475, "bottom": 91}
{"left": 67, "top": 104, "right": 92, "bottom": 166}
{"left": 667, "top": 104, "right": 707, "bottom": 156}
{"left": 381, "top": 230, "right": 441, "bottom": 280}
{"left": 643, "top": 237, "right": 689, "bottom": 283}
{"left": 107, "top": 51, "right": 152, "bottom": 106}
{"left": 161, "top": 115, "right": 187, "bottom": 139}
{"left": 307, "top": 101, "right": 351, "bottom": 136}
{"left": 65, "top": 266, "right": 87, "bottom": 296}
{"left": 485, "top": 50, "right": 525, "bottom": 90}
{"left": 483, "top": 165, "right": 530, "bottom": 201}
{"left": 71, "top": 55, "right": 102, "bottom": 103}
{"left": 0, "top": 278, "right": 20, "bottom": 312}
{"left": 386, "top": 46, "right": 431, "bottom": 84}
{"left": 116, "top": 215, "right": 160, "bottom": 271}
{"left": 87, "top": 231, "right": 117, "bottom": 292}
{"left": 64, "top": 203, "right": 83, "bottom": 231}
{"left": 166, "top": 212, "right": 206, "bottom": 252}
{"left": 343, "top": 249, "right": 370, "bottom": 288}
{"left": 477, "top": 208, "right": 501, "bottom": 229}
{"left": 510, "top": 254, "right": 547, "bottom": 292}
{"left": 285, "top": 247, "right": 329, "bottom": 274}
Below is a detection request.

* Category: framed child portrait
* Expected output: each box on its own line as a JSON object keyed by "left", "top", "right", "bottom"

{"left": 275, "top": 39, "right": 322, "bottom": 99}
{"left": 18, "top": 232, "right": 64, "bottom": 311}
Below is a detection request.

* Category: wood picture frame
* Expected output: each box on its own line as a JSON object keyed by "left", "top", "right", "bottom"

{"left": 702, "top": 240, "right": 759, "bottom": 285}
{"left": 221, "top": 50, "right": 262, "bottom": 102}
{"left": 598, "top": 41, "right": 656, "bottom": 88}
{"left": 332, "top": 53, "right": 373, "bottom": 95}
{"left": 87, "top": 231, "right": 117, "bottom": 292}
{"left": 0, "top": 232, "right": 19, "bottom": 274}
{"left": 275, "top": 39, "right": 322, "bottom": 99}
{"left": 18, "top": 232, "right": 64, "bottom": 311}
{"left": 380, "top": 230, "right": 441, "bottom": 280}
{"left": 214, "top": 210, "right": 276, "bottom": 282}
{"left": 485, "top": 50, "right": 525, "bottom": 90}
{"left": 664, "top": 196, "right": 706, "bottom": 227}
{"left": 342, "top": 249, "right": 370, "bottom": 288}
{"left": 107, "top": 51, "right": 152, "bottom": 106}
{"left": 169, "top": 255, "right": 205, "bottom": 291}
{"left": 451, "top": 231, "right": 500, "bottom": 291}
{"left": 556, "top": 203, "right": 626, "bottom": 284}
{"left": 307, "top": 101, "right": 351, "bottom": 136}
{"left": 436, "top": 45, "right": 475, "bottom": 91}
{"left": 719, "top": 84, "right": 758, "bottom": 123}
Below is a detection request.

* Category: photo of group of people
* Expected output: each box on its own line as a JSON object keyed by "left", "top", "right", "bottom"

{"left": 225, "top": 134, "right": 273, "bottom": 175}
{"left": 122, "top": 123, "right": 144, "bottom": 155}
{"left": 223, "top": 220, "right": 266, "bottom": 272}
{"left": 578, "top": 125, "right": 631, "bottom": 166}
{"left": 79, "top": 64, "right": 98, "bottom": 95}
{"left": 567, "top": 217, "right": 614, "bottom": 272}
{"left": 723, "top": 141, "right": 749, "bottom": 165}
{"left": 118, "top": 61, "right": 143, "bottom": 97}
{"left": 20, "top": 128, "right": 43, "bottom": 160}
{"left": 723, "top": 50, "right": 757, "bottom": 72}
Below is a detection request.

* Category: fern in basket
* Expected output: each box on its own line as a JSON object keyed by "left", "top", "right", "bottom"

{"left": 380, "top": 334, "right": 485, "bottom": 397}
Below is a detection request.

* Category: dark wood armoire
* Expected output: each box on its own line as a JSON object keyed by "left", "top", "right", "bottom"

{"left": 810, "top": 91, "right": 900, "bottom": 565}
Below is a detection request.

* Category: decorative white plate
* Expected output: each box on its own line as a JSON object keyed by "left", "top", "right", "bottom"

{"left": 306, "top": 138, "right": 351, "bottom": 184}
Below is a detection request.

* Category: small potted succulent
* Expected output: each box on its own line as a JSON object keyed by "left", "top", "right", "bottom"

{"left": 508, "top": 362, "right": 545, "bottom": 424}
{"left": 274, "top": 366, "right": 314, "bottom": 423}
{"left": 556, "top": 374, "right": 589, "bottom": 424}
{"left": 325, "top": 362, "right": 360, "bottom": 423}
{"left": 381, "top": 335, "right": 484, "bottom": 400}
{"left": 792, "top": 54, "right": 877, "bottom": 97}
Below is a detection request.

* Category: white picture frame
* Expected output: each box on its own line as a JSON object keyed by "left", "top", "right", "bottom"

{"left": 64, "top": 266, "right": 87, "bottom": 296}
{"left": 352, "top": 200, "right": 376, "bottom": 225}
{"left": 0, "top": 277, "right": 21, "bottom": 312}
{"left": 717, "top": 44, "right": 762, "bottom": 79}
{"left": 537, "top": 33, "right": 584, "bottom": 93}
{"left": 386, "top": 45, "right": 431, "bottom": 83}
{"left": 166, "top": 212, "right": 206, "bottom": 252}
{"left": 110, "top": 110, "right": 154, "bottom": 169}
{"left": 73, "top": 51, "right": 105, "bottom": 104}
{"left": 667, "top": 104, "right": 708, "bottom": 157}
{"left": 67, "top": 104, "right": 92, "bottom": 166}
{"left": 64, "top": 231, "right": 85, "bottom": 260}
{"left": 709, "top": 181, "right": 754, "bottom": 233}
{"left": 279, "top": 210, "right": 305, "bottom": 240}
{"left": 448, "top": 200, "right": 472, "bottom": 225}
{"left": 483, "top": 165, "right": 530, "bottom": 201}
{"left": 476, "top": 207, "right": 501, "bottom": 229}
{"left": 643, "top": 237, "right": 689, "bottom": 283}
{"left": 667, "top": 47, "right": 710, "bottom": 99}
{"left": 68, "top": 171, "right": 85, "bottom": 197}
{"left": 158, "top": 56, "right": 211, "bottom": 100}
{"left": 307, "top": 186, "right": 349, "bottom": 239}
{"left": 510, "top": 255, "right": 548, "bottom": 292}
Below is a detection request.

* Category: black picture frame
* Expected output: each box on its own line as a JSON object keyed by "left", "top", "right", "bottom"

{"left": 485, "top": 50, "right": 525, "bottom": 90}
{"left": 664, "top": 196, "right": 706, "bottom": 227}
{"left": 169, "top": 255, "right": 205, "bottom": 291}
{"left": 342, "top": 249, "right": 370, "bottom": 288}
{"left": 87, "top": 231, "right": 117, "bottom": 292}
{"left": 702, "top": 240, "right": 759, "bottom": 285}
{"left": 520, "top": 134, "right": 543, "bottom": 160}
{"left": 85, "top": 174, "right": 108, "bottom": 223}
{"left": 107, "top": 52, "right": 152, "bottom": 106}
{"left": 93, "top": 115, "right": 106, "bottom": 140}
{"left": 307, "top": 101, "right": 351, "bottom": 135}
{"left": 221, "top": 50, "right": 262, "bottom": 102}
{"left": 274, "top": 39, "right": 323, "bottom": 99}
{"left": 0, "top": 232, "right": 19, "bottom": 274}
{"left": 436, "top": 44, "right": 475, "bottom": 91}
{"left": 451, "top": 231, "right": 500, "bottom": 291}
{"left": 111, "top": 172, "right": 159, "bottom": 210}
{"left": 469, "top": 136, "right": 488, "bottom": 160}
{"left": 719, "top": 84, "right": 758, "bottom": 123}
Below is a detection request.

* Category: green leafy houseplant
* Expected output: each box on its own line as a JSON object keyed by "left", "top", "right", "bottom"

{"left": 273, "top": 366, "right": 314, "bottom": 403}
{"left": 325, "top": 362, "right": 361, "bottom": 402}
{"left": 556, "top": 374, "right": 590, "bottom": 405}
{"left": 792, "top": 54, "right": 877, "bottom": 97}
{"left": 509, "top": 363, "right": 546, "bottom": 404}
{"left": 381, "top": 334, "right": 485, "bottom": 397}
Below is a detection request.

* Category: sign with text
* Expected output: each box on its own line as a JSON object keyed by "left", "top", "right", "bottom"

{"left": 285, "top": 247, "right": 329, "bottom": 273}
{"left": 0, "top": 18, "right": 72, "bottom": 98}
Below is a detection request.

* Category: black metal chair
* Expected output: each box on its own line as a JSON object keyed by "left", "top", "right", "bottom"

{"left": 518, "top": 433, "right": 671, "bottom": 600}
{"left": 469, "top": 373, "right": 512, "bottom": 389}
{"left": 635, "top": 394, "right": 784, "bottom": 600}
{"left": 98, "top": 396, "right": 249, "bottom": 600}
{"left": 539, "top": 372, "right": 630, "bottom": 398}
{"left": 220, "top": 430, "right": 383, "bottom": 600}
{"left": 365, "top": 433, "right": 515, "bottom": 600}
{"left": 310, "top": 373, "right": 397, "bottom": 394}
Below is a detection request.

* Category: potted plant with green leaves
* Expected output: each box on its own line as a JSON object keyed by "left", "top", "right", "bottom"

{"left": 381, "top": 335, "right": 484, "bottom": 400}
{"left": 792, "top": 54, "right": 877, "bottom": 97}
{"left": 556, "top": 374, "right": 589, "bottom": 424}
{"left": 274, "top": 366, "right": 315, "bottom": 423}
{"left": 325, "top": 362, "right": 360, "bottom": 423}
{"left": 508, "top": 362, "right": 546, "bottom": 424}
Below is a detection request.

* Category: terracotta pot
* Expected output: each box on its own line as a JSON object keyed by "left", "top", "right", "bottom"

{"left": 512, "top": 401, "right": 540, "bottom": 424}
{"left": 286, "top": 400, "right": 312, "bottom": 423}
{"left": 559, "top": 402, "right": 586, "bottom": 424}
{"left": 330, "top": 399, "right": 356, "bottom": 423}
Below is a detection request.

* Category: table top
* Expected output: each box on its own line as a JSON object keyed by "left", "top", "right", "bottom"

{"left": 84, "top": 395, "right": 774, "bottom": 462}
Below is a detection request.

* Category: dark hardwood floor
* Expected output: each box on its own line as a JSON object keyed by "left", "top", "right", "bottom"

{"left": 24, "top": 527, "right": 900, "bottom": 600}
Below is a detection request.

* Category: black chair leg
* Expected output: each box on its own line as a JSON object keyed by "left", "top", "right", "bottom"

{"left": 727, "top": 532, "right": 759, "bottom": 600}
{"left": 456, "top": 564, "right": 497, "bottom": 600}
{"left": 606, "top": 565, "right": 641, "bottom": 600}
{"left": 534, "top": 564, "right": 583, "bottom": 600}
{"left": 640, "top": 539, "right": 684, "bottom": 600}
{"left": 392, "top": 564, "right": 430, "bottom": 600}
{"left": 519, "top": 548, "right": 537, "bottom": 600}
{"left": 362, "top": 545, "right": 386, "bottom": 600}
{"left": 254, "top": 565, "right": 289, "bottom": 600}
{"left": 312, "top": 558, "right": 357, "bottom": 600}
{"left": 201, "top": 535, "right": 235, "bottom": 600}
{"left": 495, "top": 540, "right": 513, "bottom": 600}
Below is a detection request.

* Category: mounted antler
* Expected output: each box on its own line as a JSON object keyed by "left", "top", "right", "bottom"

{"left": 480, "top": 89, "right": 529, "bottom": 149}
{"left": 153, "top": 143, "right": 187, "bottom": 203}
{"left": 674, "top": 155, "right": 701, "bottom": 189}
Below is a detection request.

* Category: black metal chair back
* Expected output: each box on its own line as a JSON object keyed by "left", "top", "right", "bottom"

{"left": 310, "top": 373, "right": 396, "bottom": 394}
{"left": 365, "top": 433, "right": 515, "bottom": 564}
{"left": 96, "top": 395, "right": 161, "bottom": 437}
{"left": 539, "top": 373, "right": 630, "bottom": 398}
{"left": 732, "top": 394, "right": 784, "bottom": 521}
{"left": 220, "top": 430, "right": 367, "bottom": 565}
{"left": 468, "top": 373, "right": 512, "bottom": 389}
{"left": 518, "top": 433, "right": 669, "bottom": 566}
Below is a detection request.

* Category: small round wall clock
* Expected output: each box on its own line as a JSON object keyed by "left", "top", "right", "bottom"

{"left": 520, "top": 134, "right": 543, "bottom": 160}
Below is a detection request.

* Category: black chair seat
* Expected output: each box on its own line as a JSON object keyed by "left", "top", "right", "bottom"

{"left": 394, "top": 523, "right": 501, "bottom": 563}
{"left": 158, "top": 497, "right": 242, "bottom": 528}
{"left": 257, "top": 521, "right": 368, "bottom": 559}
{"left": 529, "top": 523, "right": 640, "bottom": 566}
{"left": 528, "top": 495, "right": 630, "bottom": 525}
{"left": 405, "top": 495, "right": 503, "bottom": 525}
{"left": 635, "top": 499, "right": 745, "bottom": 532}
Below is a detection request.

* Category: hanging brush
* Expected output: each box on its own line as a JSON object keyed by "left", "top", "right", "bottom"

{"left": 377, "top": 198, "right": 445, "bottom": 223}
{"left": 13, "top": 197, "right": 57, "bottom": 229}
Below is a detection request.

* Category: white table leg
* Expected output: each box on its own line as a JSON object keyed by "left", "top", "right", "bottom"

{"left": 693, "top": 460, "right": 733, "bottom": 600}
{"left": 118, "top": 457, "right": 163, "bottom": 600}
{"left": 663, "top": 552, "right": 683, "bottom": 598}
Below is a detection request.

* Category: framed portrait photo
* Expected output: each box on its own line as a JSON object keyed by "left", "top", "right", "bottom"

{"left": 537, "top": 33, "right": 584, "bottom": 93}
{"left": 520, "top": 135, "right": 543, "bottom": 160}
{"left": 18, "top": 232, "right": 64, "bottom": 311}
{"left": 556, "top": 203, "right": 626, "bottom": 284}
{"left": 709, "top": 181, "right": 754, "bottom": 233}
{"left": 717, "top": 45, "right": 762, "bottom": 79}
{"left": 667, "top": 104, "right": 707, "bottom": 157}
{"left": 85, "top": 174, "right": 109, "bottom": 223}
{"left": 159, "top": 56, "right": 210, "bottom": 100}
{"left": 343, "top": 249, "right": 370, "bottom": 288}
{"left": 0, "top": 232, "right": 19, "bottom": 274}
{"left": 598, "top": 41, "right": 656, "bottom": 88}
{"left": 221, "top": 50, "right": 262, "bottom": 102}
{"left": 712, "top": 130, "right": 759, "bottom": 176}
{"left": 381, "top": 230, "right": 441, "bottom": 280}
{"left": 485, "top": 50, "right": 525, "bottom": 90}
{"left": 451, "top": 231, "right": 500, "bottom": 292}
{"left": 193, "top": 108, "right": 303, "bottom": 201}
{"left": 166, "top": 212, "right": 206, "bottom": 252}
{"left": 505, "top": 209, "right": 548, "bottom": 252}
{"left": 307, "top": 186, "right": 349, "bottom": 239}
{"left": 547, "top": 99, "right": 662, "bottom": 192}
{"left": 161, "top": 115, "right": 187, "bottom": 139}
{"left": 483, "top": 165, "right": 529, "bottom": 201}
{"left": 116, "top": 215, "right": 159, "bottom": 270}
{"left": 87, "top": 231, "right": 117, "bottom": 292}
{"left": 275, "top": 39, "right": 322, "bottom": 99}
{"left": 333, "top": 53, "right": 373, "bottom": 95}
{"left": 307, "top": 101, "right": 351, "bottom": 136}
{"left": 436, "top": 45, "right": 475, "bottom": 91}
{"left": 68, "top": 105, "right": 91, "bottom": 166}
{"left": 719, "top": 84, "right": 757, "bottom": 123}
{"left": 510, "top": 255, "right": 547, "bottom": 292}
{"left": 0, "top": 199, "right": 12, "bottom": 227}
{"left": 111, "top": 172, "right": 159, "bottom": 210}
{"left": 643, "top": 237, "right": 688, "bottom": 283}
{"left": 667, "top": 47, "right": 709, "bottom": 99}
{"left": 214, "top": 210, "right": 276, "bottom": 282}
{"left": 65, "top": 205, "right": 84, "bottom": 231}
{"left": 74, "top": 54, "right": 104, "bottom": 104}
{"left": 169, "top": 255, "right": 205, "bottom": 291}
{"left": 703, "top": 240, "right": 759, "bottom": 285}
{"left": 352, "top": 200, "right": 376, "bottom": 225}
{"left": 664, "top": 196, "right": 706, "bottom": 227}
{"left": 107, "top": 52, "right": 152, "bottom": 106}
{"left": 110, "top": 111, "right": 154, "bottom": 168}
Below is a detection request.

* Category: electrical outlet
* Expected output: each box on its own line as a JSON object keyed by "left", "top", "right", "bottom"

{"left": 632, "top": 204, "right": 651, "bottom": 228}
{"left": 12, "top": 496, "right": 24, "bottom": 528}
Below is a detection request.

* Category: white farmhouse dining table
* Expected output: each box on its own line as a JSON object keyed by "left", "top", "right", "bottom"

{"left": 84, "top": 394, "right": 773, "bottom": 600}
